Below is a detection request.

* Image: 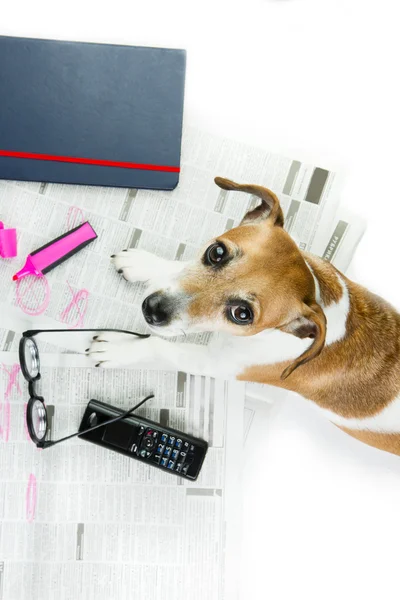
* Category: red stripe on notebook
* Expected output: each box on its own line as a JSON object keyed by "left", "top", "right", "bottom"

{"left": 0, "top": 149, "right": 180, "bottom": 173}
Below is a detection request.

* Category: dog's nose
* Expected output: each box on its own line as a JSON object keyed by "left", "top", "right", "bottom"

{"left": 142, "top": 293, "right": 170, "bottom": 326}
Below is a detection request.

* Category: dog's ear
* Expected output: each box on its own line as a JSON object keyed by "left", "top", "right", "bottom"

{"left": 279, "top": 302, "right": 326, "bottom": 380}
{"left": 214, "top": 177, "right": 284, "bottom": 227}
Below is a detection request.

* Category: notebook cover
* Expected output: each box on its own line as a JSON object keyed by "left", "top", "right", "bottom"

{"left": 0, "top": 36, "right": 186, "bottom": 190}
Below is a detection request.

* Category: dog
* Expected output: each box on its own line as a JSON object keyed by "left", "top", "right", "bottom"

{"left": 88, "top": 177, "right": 400, "bottom": 457}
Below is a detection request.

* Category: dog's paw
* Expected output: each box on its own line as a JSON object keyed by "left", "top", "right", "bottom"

{"left": 111, "top": 249, "right": 165, "bottom": 283}
{"left": 85, "top": 331, "right": 155, "bottom": 368}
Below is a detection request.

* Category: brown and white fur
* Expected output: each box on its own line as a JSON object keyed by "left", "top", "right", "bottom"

{"left": 88, "top": 178, "right": 400, "bottom": 457}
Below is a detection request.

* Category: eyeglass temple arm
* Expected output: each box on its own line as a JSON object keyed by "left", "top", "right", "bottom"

{"left": 23, "top": 328, "right": 150, "bottom": 339}
{"left": 40, "top": 394, "right": 154, "bottom": 449}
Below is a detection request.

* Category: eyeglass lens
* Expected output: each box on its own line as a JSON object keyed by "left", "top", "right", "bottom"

{"left": 23, "top": 338, "right": 40, "bottom": 379}
{"left": 29, "top": 399, "right": 47, "bottom": 440}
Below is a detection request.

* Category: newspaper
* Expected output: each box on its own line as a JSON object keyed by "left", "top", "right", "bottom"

{"left": 0, "top": 125, "right": 365, "bottom": 599}
{"left": 0, "top": 344, "right": 244, "bottom": 600}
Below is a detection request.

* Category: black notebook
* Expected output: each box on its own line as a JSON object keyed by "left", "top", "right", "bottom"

{"left": 0, "top": 36, "right": 186, "bottom": 190}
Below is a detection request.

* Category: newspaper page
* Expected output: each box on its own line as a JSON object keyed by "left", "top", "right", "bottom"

{"left": 0, "top": 343, "right": 244, "bottom": 600}
{"left": 0, "top": 125, "right": 360, "bottom": 598}
{"left": 315, "top": 206, "right": 366, "bottom": 273}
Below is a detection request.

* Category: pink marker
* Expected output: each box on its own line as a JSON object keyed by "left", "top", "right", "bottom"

{"left": 0, "top": 221, "right": 17, "bottom": 258}
{"left": 13, "top": 222, "right": 97, "bottom": 282}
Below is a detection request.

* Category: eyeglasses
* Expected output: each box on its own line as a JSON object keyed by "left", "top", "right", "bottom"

{"left": 19, "top": 328, "right": 152, "bottom": 449}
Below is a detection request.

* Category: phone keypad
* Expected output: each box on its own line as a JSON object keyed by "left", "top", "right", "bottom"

{"left": 136, "top": 429, "right": 198, "bottom": 477}
{"left": 130, "top": 425, "right": 200, "bottom": 478}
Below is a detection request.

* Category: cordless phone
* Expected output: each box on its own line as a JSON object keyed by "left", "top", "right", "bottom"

{"left": 78, "top": 400, "right": 208, "bottom": 481}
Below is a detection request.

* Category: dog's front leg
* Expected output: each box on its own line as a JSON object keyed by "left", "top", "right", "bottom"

{"left": 87, "top": 333, "right": 229, "bottom": 379}
{"left": 111, "top": 249, "right": 187, "bottom": 285}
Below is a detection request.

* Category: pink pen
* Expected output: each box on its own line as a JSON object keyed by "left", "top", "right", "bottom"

{"left": 13, "top": 222, "right": 97, "bottom": 281}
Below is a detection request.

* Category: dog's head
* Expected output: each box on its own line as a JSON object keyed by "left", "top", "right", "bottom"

{"left": 142, "top": 177, "right": 326, "bottom": 378}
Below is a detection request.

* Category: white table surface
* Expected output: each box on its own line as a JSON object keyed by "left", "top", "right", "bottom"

{"left": 3, "top": 1, "right": 400, "bottom": 598}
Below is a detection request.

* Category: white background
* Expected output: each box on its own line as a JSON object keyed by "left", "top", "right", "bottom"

{"left": 2, "top": 1, "right": 400, "bottom": 598}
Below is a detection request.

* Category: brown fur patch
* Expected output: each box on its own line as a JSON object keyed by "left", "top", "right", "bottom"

{"left": 303, "top": 253, "right": 343, "bottom": 306}
{"left": 239, "top": 273, "right": 400, "bottom": 421}
{"left": 338, "top": 427, "right": 400, "bottom": 456}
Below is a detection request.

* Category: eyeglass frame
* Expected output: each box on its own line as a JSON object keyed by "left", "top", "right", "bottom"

{"left": 19, "top": 328, "right": 152, "bottom": 449}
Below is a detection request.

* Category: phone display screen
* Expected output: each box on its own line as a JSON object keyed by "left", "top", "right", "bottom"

{"left": 102, "top": 420, "right": 140, "bottom": 450}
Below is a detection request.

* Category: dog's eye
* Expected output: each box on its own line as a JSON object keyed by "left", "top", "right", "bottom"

{"left": 204, "top": 243, "right": 227, "bottom": 266}
{"left": 228, "top": 304, "right": 253, "bottom": 325}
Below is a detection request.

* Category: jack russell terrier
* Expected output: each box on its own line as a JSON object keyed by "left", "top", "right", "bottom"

{"left": 88, "top": 178, "right": 400, "bottom": 457}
